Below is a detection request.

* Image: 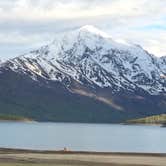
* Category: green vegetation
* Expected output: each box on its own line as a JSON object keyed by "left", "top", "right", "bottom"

{"left": 0, "top": 70, "right": 165, "bottom": 123}
{"left": 127, "top": 114, "right": 166, "bottom": 124}
{"left": 0, "top": 114, "right": 32, "bottom": 121}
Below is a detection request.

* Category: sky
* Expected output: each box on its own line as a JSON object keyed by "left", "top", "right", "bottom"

{"left": 0, "top": 0, "right": 166, "bottom": 60}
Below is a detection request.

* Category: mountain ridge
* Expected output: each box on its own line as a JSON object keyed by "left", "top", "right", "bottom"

{"left": 0, "top": 25, "right": 165, "bottom": 123}
{"left": 3, "top": 25, "right": 166, "bottom": 94}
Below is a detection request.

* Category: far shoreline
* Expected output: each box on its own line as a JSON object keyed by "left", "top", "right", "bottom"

{"left": 0, "top": 119, "right": 165, "bottom": 127}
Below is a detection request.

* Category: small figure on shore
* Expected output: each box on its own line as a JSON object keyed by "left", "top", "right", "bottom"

{"left": 63, "top": 147, "right": 68, "bottom": 152}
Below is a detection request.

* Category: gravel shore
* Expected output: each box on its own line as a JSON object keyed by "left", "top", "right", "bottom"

{"left": 0, "top": 148, "right": 165, "bottom": 166}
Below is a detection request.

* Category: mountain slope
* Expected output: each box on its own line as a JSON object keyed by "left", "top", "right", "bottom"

{"left": 0, "top": 25, "right": 165, "bottom": 123}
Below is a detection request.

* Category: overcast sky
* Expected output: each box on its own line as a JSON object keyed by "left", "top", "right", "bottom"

{"left": 0, "top": 0, "right": 166, "bottom": 60}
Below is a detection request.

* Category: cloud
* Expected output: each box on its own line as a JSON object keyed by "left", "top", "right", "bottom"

{"left": 0, "top": 0, "right": 166, "bottom": 59}
{"left": 0, "top": 0, "right": 165, "bottom": 20}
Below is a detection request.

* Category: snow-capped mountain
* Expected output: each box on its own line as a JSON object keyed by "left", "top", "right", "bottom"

{"left": 0, "top": 25, "right": 165, "bottom": 122}
{"left": 3, "top": 25, "right": 166, "bottom": 94}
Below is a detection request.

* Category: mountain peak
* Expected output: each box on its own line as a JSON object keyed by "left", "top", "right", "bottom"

{"left": 78, "top": 25, "right": 110, "bottom": 38}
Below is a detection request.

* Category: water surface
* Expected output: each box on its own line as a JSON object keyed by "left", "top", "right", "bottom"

{"left": 0, "top": 122, "right": 166, "bottom": 153}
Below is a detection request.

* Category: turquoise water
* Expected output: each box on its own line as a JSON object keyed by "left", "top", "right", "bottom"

{"left": 0, "top": 122, "right": 166, "bottom": 153}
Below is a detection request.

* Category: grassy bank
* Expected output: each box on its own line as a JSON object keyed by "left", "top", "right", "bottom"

{"left": 0, "top": 114, "right": 33, "bottom": 122}
{"left": 127, "top": 114, "right": 166, "bottom": 125}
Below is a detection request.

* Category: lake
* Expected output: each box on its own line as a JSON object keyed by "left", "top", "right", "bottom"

{"left": 0, "top": 122, "right": 166, "bottom": 153}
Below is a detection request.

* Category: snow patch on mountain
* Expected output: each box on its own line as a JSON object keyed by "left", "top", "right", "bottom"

{"left": 2, "top": 25, "right": 166, "bottom": 95}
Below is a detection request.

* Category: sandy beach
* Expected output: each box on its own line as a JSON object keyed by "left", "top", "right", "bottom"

{"left": 0, "top": 148, "right": 165, "bottom": 166}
